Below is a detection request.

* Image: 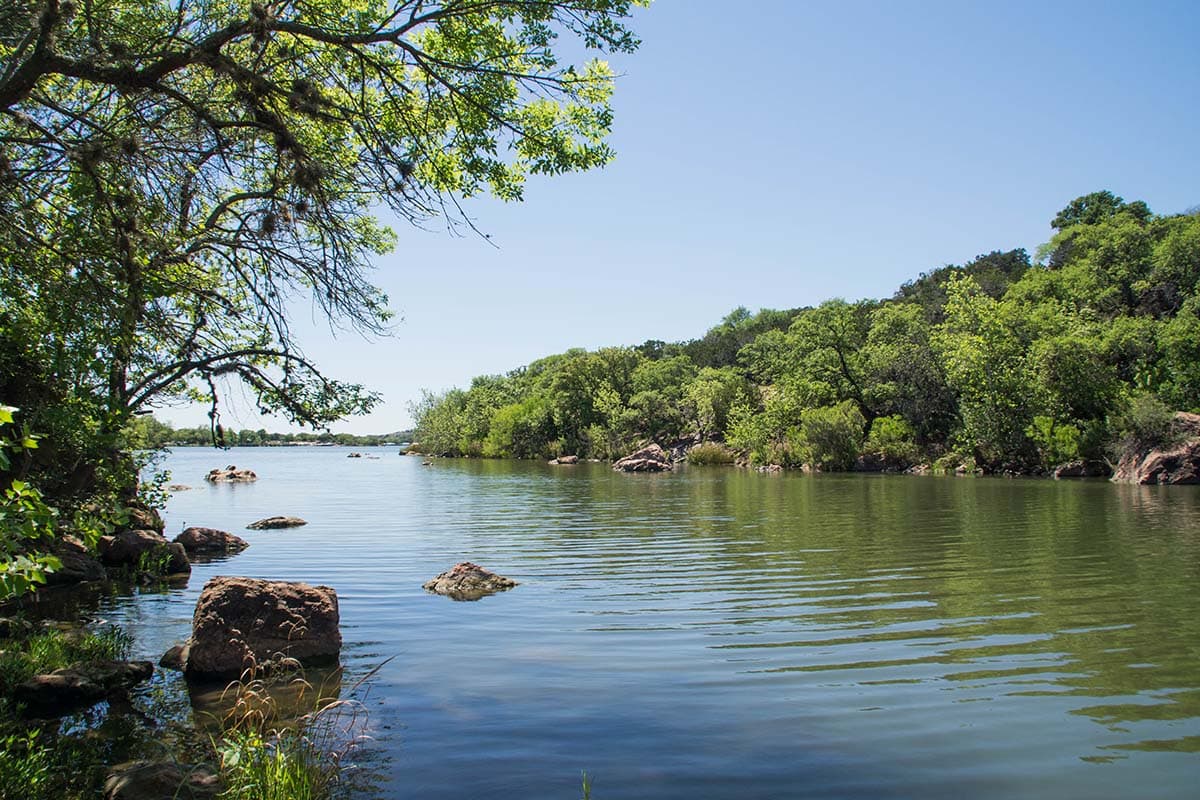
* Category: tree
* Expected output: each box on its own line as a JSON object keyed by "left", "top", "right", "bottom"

{"left": 1, "top": 0, "right": 647, "bottom": 491}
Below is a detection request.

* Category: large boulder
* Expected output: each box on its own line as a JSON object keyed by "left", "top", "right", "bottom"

{"left": 98, "top": 530, "right": 191, "bottom": 575}
{"left": 423, "top": 561, "right": 518, "bottom": 601}
{"left": 205, "top": 465, "right": 257, "bottom": 483}
{"left": 38, "top": 534, "right": 106, "bottom": 585}
{"left": 104, "top": 761, "right": 220, "bottom": 800}
{"left": 1112, "top": 412, "right": 1200, "bottom": 485}
{"left": 174, "top": 527, "right": 249, "bottom": 555}
{"left": 185, "top": 577, "right": 341, "bottom": 680}
{"left": 613, "top": 443, "right": 673, "bottom": 472}
{"left": 15, "top": 660, "right": 154, "bottom": 717}
{"left": 246, "top": 516, "right": 307, "bottom": 530}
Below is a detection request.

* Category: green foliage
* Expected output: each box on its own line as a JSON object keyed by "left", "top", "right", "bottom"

{"left": 218, "top": 729, "right": 333, "bottom": 800}
{"left": 1025, "top": 416, "right": 1082, "bottom": 469}
{"left": 412, "top": 192, "right": 1200, "bottom": 475}
{"left": 686, "top": 442, "right": 737, "bottom": 465}
{"left": 1110, "top": 393, "right": 1177, "bottom": 453}
{"left": 797, "top": 402, "right": 866, "bottom": 471}
{"left": 0, "top": 731, "right": 55, "bottom": 800}
{"left": 0, "top": 407, "right": 61, "bottom": 599}
{"left": 0, "top": 627, "right": 133, "bottom": 694}
{"left": 863, "top": 416, "right": 920, "bottom": 468}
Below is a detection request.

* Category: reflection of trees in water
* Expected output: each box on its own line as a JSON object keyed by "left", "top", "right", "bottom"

{"left": 507, "top": 467, "right": 1200, "bottom": 758}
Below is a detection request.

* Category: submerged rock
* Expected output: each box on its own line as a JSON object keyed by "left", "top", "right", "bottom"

{"left": 103, "top": 761, "right": 219, "bottom": 800}
{"left": 246, "top": 516, "right": 307, "bottom": 530}
{"left": 16, "top": 660, "right": 154, "bottom": 716}
{"left": 174, "top": 526, "right": 249, "bottom": 555}
{"left": 423, "top": 562, "right": 518, "bottom": 601}
{"left": 185, "top": 577, "right": 341, "bottom": 680}
{"left": 613, "top": 443, "right": 673, "bottom": 472}
{"left": 205, "top": 465, "right": 257, "bottom": 483}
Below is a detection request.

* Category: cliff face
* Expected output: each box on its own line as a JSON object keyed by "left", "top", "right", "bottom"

{"left": 1112, "top": 412, "right": 1200, "bottom": 485}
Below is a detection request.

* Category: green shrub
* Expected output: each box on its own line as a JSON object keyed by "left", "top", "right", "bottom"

{"left": 1025, "top": 415, "right": 1081, "bottom": 468}
{"left": 862, "top": 415, "right": 920, "bottom": 467}
{"left": 798, "top": 402, "right": 866, "bottom": 471}
{"left": 1110, "top": 393, "right": 1177, "bottom": 452}
{"left": 686, "top": 442, "right": 736, "bottom": 465}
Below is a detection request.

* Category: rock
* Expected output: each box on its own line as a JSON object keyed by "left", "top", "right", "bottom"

{"left": 550, "top": 454, "right": 579, "bottom": 465}
{"left": 159, "top": 644, "right": 189, "bottom": 671}
{"left": 204, "top": 465, "right": 257, "bottom": 483}
{"left": 1053, "top": 460, "right": 1112, "bottom": 479}
{"left": 15, "top": 660, "right": 154, "bottom": 716}
{"left": 38, "top": 534, "right": 107, "bottom": 585}
{"left": 347, "top": 452, "right": 362, "bottom": 458}
{"left": 104, "top": 761, "right": 220, "bottom": 800}
{"left": 98, "top": 530, "right": 191, "bottom": 575}
{"left": 185, "top": 577, "right": 341, "bottom": 680}
{"left": 423, "top": 561, "right": 518, "bottom": 601}
{"left": 756, "top": 464, "right": 784, "bottom": 473}
{"left": 246, "top": 516, "right": 307, "bottom": 530}
{"left": 168, "top": 484, "right": 192, "bottom": 492}
{"left": 612, "top": 443, "right": 673, "bottom": 472}
{"left": 174, "top": 527, "right": 249, "bottom": 555}
{"left": 0, "top": 616, "right": 33, "bottom": 638}
{"left": 1113, "top": 413, "right": 1200, "bottom": 485}
{"left": 125, "top": 506, "right": 165, "bottom": 533}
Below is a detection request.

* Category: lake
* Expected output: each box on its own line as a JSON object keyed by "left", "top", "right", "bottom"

{"left": 101, "top": 447, "right": 1200, "bottom": 798}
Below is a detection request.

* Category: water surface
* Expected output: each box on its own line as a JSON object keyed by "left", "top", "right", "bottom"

{"left": 107, "top": 448, "right": 1200, "bottom": 798}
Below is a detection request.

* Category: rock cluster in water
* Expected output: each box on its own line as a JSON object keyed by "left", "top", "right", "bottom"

{"left": 205, "top": 465, "right": 257, "bottom": 483}
{"left": 613, "top": 443, "right": 673, "bottom": 472}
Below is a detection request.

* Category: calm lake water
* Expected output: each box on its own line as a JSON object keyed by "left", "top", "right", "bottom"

{"left": 100, "top": 447, "right": 1199, "bottom": 798}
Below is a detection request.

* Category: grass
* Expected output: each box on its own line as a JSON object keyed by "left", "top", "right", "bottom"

{"left": 0, "top": 625, "right": 133, "bottom": 693}
{"left": 211, "top": 657, "right": 385, "bottom": 800}
{"left": 0, "top": 730, "right": 55, "bottom": 800}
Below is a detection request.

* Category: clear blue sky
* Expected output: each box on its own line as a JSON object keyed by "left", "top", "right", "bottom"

{"left": 161, "top": 0, "right": 1200, "bottom": 435}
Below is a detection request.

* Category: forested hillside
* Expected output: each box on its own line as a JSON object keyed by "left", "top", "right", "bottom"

{"left": 413, "top": 192, "right": 1200, "bottom": 473}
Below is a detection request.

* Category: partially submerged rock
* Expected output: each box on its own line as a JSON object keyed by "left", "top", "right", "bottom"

{"left": 174, "top": 527, "right": 249, "bottom": 555}
{"left": 98, "top": 530, "right": 191, "bottom": 575}
{"left": 168, "top": 484, "right": 193, "bottom": 492}
{"left": 15, "top": 660, "right": 154, "bottom": 716}
{"left": 160, "top": 643, "right": 189, "bottom": 671}
{"left": 103, "top": 761, "right": 220, "bottom": 800}
{"left": 1053, "top": 460, "right": 1112, "bottom": 479}
{"left": 613, "top": 443, "right": 673, "bottom": 472}
{"left": 423, "top": 561, "right": 518, "bottom": 601}
{"left": 550, "top": 454, "right": 579, "bottom": 465}
{"left": 205, "top": 465, "right": 257, "bottom": 483}
{"left": 185, "top": 577, "right": 341, "bottom": 680}
{"left": 1112, "top": 412, "right": 1200, "bottom": 485}
{"left": 246, "top": 516, "right": 307, "bottom": 530}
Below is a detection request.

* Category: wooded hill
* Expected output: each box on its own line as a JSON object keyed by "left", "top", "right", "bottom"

{"left": 413, "top": 192, "right": 1200, "bottom": 473}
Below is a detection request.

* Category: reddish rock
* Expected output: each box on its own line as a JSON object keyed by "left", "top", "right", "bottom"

{"left": 185, "top": 577, "right": 341, "bottom": 680}
{"left": 174, "top": 527, "right": 249, "bottom": 555}
{"left": 38, "top": 534, "right": 106, "bottom": 585}
{"left": 423, "top": 562, "right": 518, "bottom": 601}
{"left": 1113, "top": 412, "right": 1200, "bottom": 485}
{"left": 613, "top": 443, "right": 673, "bottom": 472}
{"left": 205, "top": 465, "right": 257, "bottom": 483}
{"left": 99, "top": 530, "right": 190, "bottom": 574}
{"left": 551, "top": 454, "right": 580, "bottom": 465}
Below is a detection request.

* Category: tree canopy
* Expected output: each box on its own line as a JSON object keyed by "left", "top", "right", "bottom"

{"left": 1, "top": 0, "right": 646, "bottom": 489}
{"left": 413, "top": 193, "right": 1200, "bottom": 473}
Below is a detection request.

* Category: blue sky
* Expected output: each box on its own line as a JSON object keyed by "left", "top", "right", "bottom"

{"left": 161, "top": 0, "right": 1200, "bottom": 435}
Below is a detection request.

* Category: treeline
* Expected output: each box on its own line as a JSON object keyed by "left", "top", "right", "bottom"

{"left": 125, "top": 417, "right": 411, "bottom": 449}
{"left": 413, "top": 192, "right": 1200, "bottom": 473}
